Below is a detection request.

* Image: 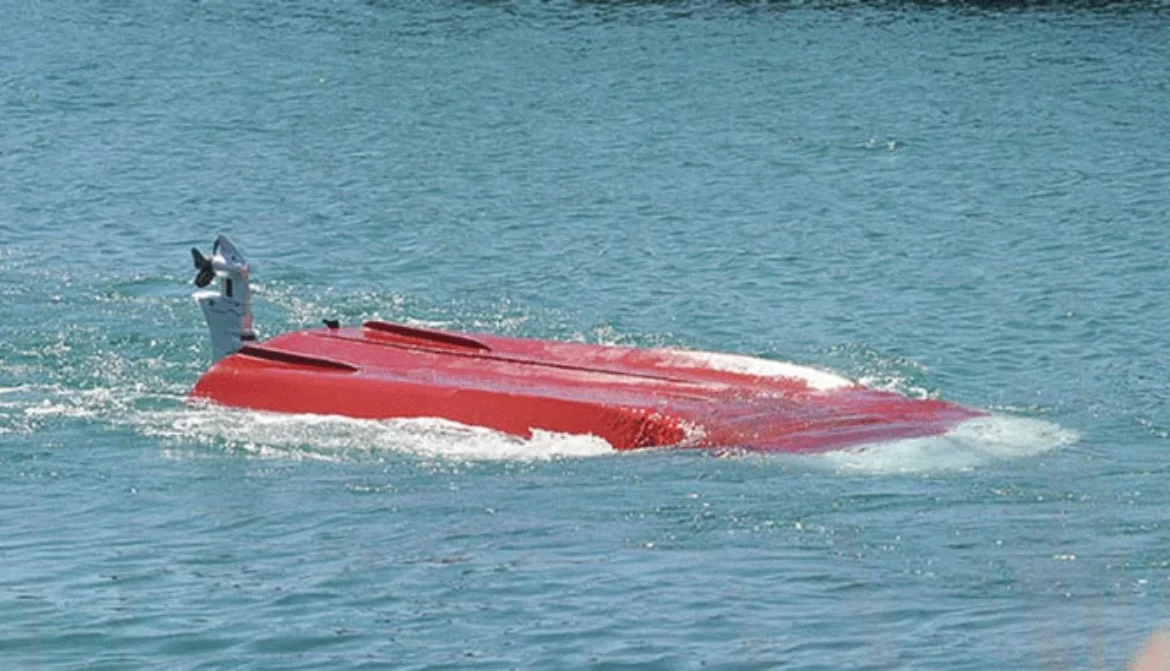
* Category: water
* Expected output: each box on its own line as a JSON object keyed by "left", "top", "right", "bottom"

{"left": 3, "top": 0, "right": 1169, "bottom": 668}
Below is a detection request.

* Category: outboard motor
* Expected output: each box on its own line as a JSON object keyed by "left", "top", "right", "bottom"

{"left": 191, "top": 235, "right": 256, "bottom": 362}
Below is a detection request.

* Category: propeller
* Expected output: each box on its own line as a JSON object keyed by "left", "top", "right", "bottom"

{"left": 192, "top": 247, "right": 215, "bottom": 287}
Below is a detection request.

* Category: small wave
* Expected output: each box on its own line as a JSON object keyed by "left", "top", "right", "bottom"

{"left": 1, "top": 379, "right": 1073, "bottom": 470}
{"left": 138, "top": 405, "right": 616, "bottom": 463}
{"left": 662, "top": 349, "right": 853, "bottom": 391}
{"left": 818, "top": 342, "right": 938, "bottom": 399}
{"left": 145, "top": 406, "right": 1069, "bottom": 469}
{"left": 805, "top": 414, "right": 1078, "bottom": 475}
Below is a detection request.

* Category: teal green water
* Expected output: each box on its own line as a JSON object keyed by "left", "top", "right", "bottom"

{"left": 3, "top": 1, "right": 1170, "bottom": 668}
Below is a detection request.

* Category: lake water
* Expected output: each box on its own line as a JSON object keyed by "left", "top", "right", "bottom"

{"left": 3, "top": 1, "right": 1169, "bottom": 668}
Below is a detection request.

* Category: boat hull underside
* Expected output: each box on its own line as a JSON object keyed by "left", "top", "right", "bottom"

{"left": 190, "top": 322, "right": 981, "bottom": 453}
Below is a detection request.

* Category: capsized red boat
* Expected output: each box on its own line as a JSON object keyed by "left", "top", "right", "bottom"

{"left": 189, "top": 236, "right": 983, "bottom": 453}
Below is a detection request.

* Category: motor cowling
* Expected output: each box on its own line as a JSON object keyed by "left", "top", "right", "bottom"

{"left": 192, "top": 236, "right": 256, "bottom": 362}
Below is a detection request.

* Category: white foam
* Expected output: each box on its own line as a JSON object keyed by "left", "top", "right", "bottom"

{"left": 2, "top": 378, "right": 1076, "bottom": 471}
{"left": 659, "top": 349, "right": 853, "bottom": 391}
{"left": 1, "top": 381, "right": 615, "bottom": 463}
{"left": 805, "top": 414, "right": 1078, "bottom": 475}
{"left": 857, "top": 374, "right": 933, "bottom": 400}
{"left": 138, "top": 406, "right": 616, "bottom": 463}
{"left": 23, "top": 400, "right": 98, "bottom": 419}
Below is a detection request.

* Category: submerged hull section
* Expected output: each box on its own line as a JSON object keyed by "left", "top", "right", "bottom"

{"left": 190, "top": 320, "right": 982, "bottom": 453}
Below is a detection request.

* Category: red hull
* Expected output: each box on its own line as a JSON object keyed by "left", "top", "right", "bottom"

{"left": 190, "top": 320, "right": 982, "bottom": 453}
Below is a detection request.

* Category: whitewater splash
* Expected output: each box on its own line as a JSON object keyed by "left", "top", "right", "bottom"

{"left": 803, "top": 414, "right": 1078, "bottom": 475}
{"left": 0, "top": 385, "right": 612, "bottom": 461}
{"left": 659, "top": 349, "right": 853, "bottom": 391}
{"left": 140, "top": 405, "right": 616, "bottom": 463}
{"left": 1, "top": 384, "right": 1075, "bottom": 469}
{"left": 141, "top": 406, "right": 1076, "bottom": 469}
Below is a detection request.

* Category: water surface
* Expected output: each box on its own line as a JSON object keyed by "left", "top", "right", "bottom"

{"left": 3, "top": 1, "right": 1169, "bottom": 668}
